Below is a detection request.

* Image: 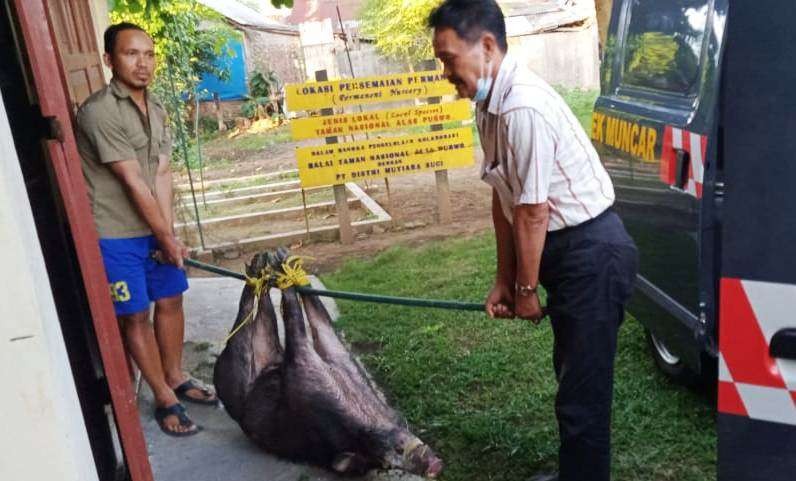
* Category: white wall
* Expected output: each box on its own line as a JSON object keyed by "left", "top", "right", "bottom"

{"left": 245, "top": 28, "right": 305, "bottom": 84}
{"left": 0, "top": 93, "right": 99, "bottom": 481}
{"left": 335, "top": 43, "right": 406, "bottom": 79}
{"left": 302, "top": 43, "right": 341, "bottom": 81}
{"left": 509, "top": 23, "right": 601, "bottom": 89}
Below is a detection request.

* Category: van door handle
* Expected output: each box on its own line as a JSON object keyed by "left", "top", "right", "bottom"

{"left": 675, "top": 149, "right": 690, "bottom": 189}
{"left": 770, "top": 328, "right": 796, "bottom": 360}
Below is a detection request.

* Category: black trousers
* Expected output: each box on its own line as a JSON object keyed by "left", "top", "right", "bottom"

{"left": 539, "top": 209, "right": 638, "bottom": 481}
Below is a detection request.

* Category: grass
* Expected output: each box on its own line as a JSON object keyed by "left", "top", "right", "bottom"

{"left": 211, "top": 170, "right": 299, "bottom": 192}
{"left": 195, "top": 188, "right": 335, "bottom": 218}
{"left": 557, "top": 88, "right": 599, "bottom": 133}
{"left": 177, "top": 171, "right": 299, "bottom": 196}
{"left": 201, "top": 124, "right": 293, "bottom": 154}
{"left": 322, "top": 233, "right": 715, "bottom": 481}
{"left": 172, "top": 144, "right": 232, "bottom": 172}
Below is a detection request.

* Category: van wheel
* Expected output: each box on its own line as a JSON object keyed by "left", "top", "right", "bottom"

{"left": 645, "top": 330, "right": 701, "bottom": 385}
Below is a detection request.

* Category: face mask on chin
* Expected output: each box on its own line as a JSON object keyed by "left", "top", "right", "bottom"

{"left": 472, "top": 47, "right": 493, "bottom": 103}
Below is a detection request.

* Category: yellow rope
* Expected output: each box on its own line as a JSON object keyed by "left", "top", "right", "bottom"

{"left": 246, "top": 269, "right": 270, "bottom": 296}
{"left": 222, "top": 256, "right": 314, "bottom": 344}
{"left": 275, "top": 255, "right": 313, "bottom": 290}
{"left": 222, "top": 268, "right": 271, "bottom": 344}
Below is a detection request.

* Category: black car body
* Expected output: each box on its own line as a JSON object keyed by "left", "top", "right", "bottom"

{"left": 593, "top": 0, "right": 727, "bottom": 378}
{"left": 593, "top": 1, "right": 796, "bottom": 479}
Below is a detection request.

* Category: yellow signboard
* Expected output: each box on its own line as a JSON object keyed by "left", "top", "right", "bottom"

{"left": 285, "top": 71, "right": 456, "bottom": 111}
{"left": 296, "top": 128, "right": 474, "bottom": 187}
{"left": 290, "top": 100, "right": 472, "bottom": 140}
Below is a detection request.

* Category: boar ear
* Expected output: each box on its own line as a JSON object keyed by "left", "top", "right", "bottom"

{"left": 331, "top": 452, "right": 360, "bottom": 473}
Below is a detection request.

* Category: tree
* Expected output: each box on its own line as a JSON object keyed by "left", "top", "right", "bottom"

{"left": 109, "top": 1, "right": 234, "bottom": 104}
{"left": 359, "top": 0, "right": 441, "bottom": 69}
{"left": 110, "top": 0, "right": 236, "bottom": 175}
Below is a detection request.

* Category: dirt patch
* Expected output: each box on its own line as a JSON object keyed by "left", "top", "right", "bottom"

{"left": 185, "top": 126, "right": 304, "bottom": 180}
{"left": 178, "top": 130, "right": 493, "bottom": 276}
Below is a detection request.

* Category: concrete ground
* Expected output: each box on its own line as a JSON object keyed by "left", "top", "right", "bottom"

{"left": 138, "top": 276, "right": 421, "bottom": 481}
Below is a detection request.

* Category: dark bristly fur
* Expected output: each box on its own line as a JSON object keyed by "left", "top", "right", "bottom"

{"left": 213, "top": 251, "right": 443, "bottom": 477}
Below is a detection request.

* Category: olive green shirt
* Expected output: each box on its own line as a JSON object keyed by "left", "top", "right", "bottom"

{"left": 76, "top": 78, "right": 172, "bottom": 238}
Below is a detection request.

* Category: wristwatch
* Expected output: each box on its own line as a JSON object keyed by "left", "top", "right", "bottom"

{"left": 515, "top": 282, "right": 538, "bottom": 297}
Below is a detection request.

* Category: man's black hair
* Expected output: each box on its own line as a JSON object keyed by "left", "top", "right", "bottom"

{"left": 104, "top": 22, "right": 147, "bottom": 55}
{"left": 428, "top": 0, "right": 507, "bottom": 52}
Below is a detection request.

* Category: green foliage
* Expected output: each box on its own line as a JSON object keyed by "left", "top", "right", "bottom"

{"left": 240, "top": 99, "right": 264, "bottom": 119}
{"left": 197, "top": 115, "right": 219, "bottom": 135}
{"left": 360, "top": 0, "right": 441, "bottom": 67}
{"left": 110, "top": 1, "right": 234, "bottom": 94}
{"left": 269, "top": 0, "right": 294, "bottom": 8}
{"left": 110, "top": 0, "right": 236, "bottom": 167}
{"left": 249, "top": 71, "right": 272, "bottom": 98}
{"left": 241, "top": 70, "right": 283, "bottom": 119}
{"left": 555, "top": 88, "right": 599, "bottom": 132}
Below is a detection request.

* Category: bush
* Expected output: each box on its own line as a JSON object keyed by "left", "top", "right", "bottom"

{"left": 241, "top": 70, "right": 282, "bottom": 120}
{"left": 250, "top": 71, "right": 272, "bottom": 98}
{"left": 198, "top": 115, "right": 219, "bottom": 135}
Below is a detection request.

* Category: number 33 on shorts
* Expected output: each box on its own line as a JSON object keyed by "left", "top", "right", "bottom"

{"left": 110, "top": 280, "right": 131, "bottom": 302}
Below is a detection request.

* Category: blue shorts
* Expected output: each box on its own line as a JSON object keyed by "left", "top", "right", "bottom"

{"left": 99, "top": 235, "right": 189, "bottom": 316}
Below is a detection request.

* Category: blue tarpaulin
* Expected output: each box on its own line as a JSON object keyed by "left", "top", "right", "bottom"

{"left": 197, "top": 39, "right": 247, "bottom": 101}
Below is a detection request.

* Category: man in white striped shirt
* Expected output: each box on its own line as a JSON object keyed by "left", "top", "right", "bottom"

{"left": 430, "top": 1, "right": 638, "bottom": 480}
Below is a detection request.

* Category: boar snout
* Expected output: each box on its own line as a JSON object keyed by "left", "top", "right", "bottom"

{"left": 390, "top": 436, "right": 444, "bottom": 478}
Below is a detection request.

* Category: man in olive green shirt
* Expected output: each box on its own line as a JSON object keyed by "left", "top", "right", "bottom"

{"left": 76, "top": 22, "right": 216, "bottom": 437}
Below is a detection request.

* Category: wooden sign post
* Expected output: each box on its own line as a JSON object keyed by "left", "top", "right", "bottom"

{"left": 429, "top": 96, "right": 452, "bottom": 224}
{"left": 316, "top": 69, "right": 354, "bottom": 244}
{"left": 423, "top": 59, "right": 452, "bottom": 224}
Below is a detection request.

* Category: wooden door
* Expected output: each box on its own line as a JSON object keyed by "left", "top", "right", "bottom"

{"left": 11, "top": 1, "right": 153, "bottom": 480}
{"left": 45, "top": 0, "right": 105, "bottom": 110}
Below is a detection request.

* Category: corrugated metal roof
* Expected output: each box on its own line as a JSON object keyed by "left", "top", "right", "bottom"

{"left": 503, "top": 0, "right": 595, "bottom": 36}
{"left": 285, "top": 0, "right": 362, "bottom": 25}
{"left": 500, "top": 0, "right": 569, "bottom": 17}
{"left": 197, "top": 0, "right": 297, "bottom": 33}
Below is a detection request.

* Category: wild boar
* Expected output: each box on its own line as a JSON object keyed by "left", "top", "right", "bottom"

{"left": 214, "top": 251, "right": 443, "bottom": 477}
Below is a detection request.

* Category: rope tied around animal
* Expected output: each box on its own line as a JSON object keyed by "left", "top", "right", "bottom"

{"left": 275, "top": 255, "right": 312, "bottom": 290}
{"left": 224, "top": 267, "right": 271, "bottom": 344}
{"left": 245, "top": 268, "right": 271, "bottom": 296}
{"left": 224, "top": 256, "right": 313, "bottom": 344}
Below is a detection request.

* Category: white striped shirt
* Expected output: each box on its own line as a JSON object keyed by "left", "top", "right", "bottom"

{"left": 476, "top": 53, "right": 614, "bottom": 231}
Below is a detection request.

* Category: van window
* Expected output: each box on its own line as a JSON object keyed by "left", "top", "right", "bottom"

{"left": 621, "top": 0, "right": 709, "bottom": 95}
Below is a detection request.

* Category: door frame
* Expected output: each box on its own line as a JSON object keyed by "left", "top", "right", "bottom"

{"left": 11, "top": 1, "right": 153, "bottom": 480}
